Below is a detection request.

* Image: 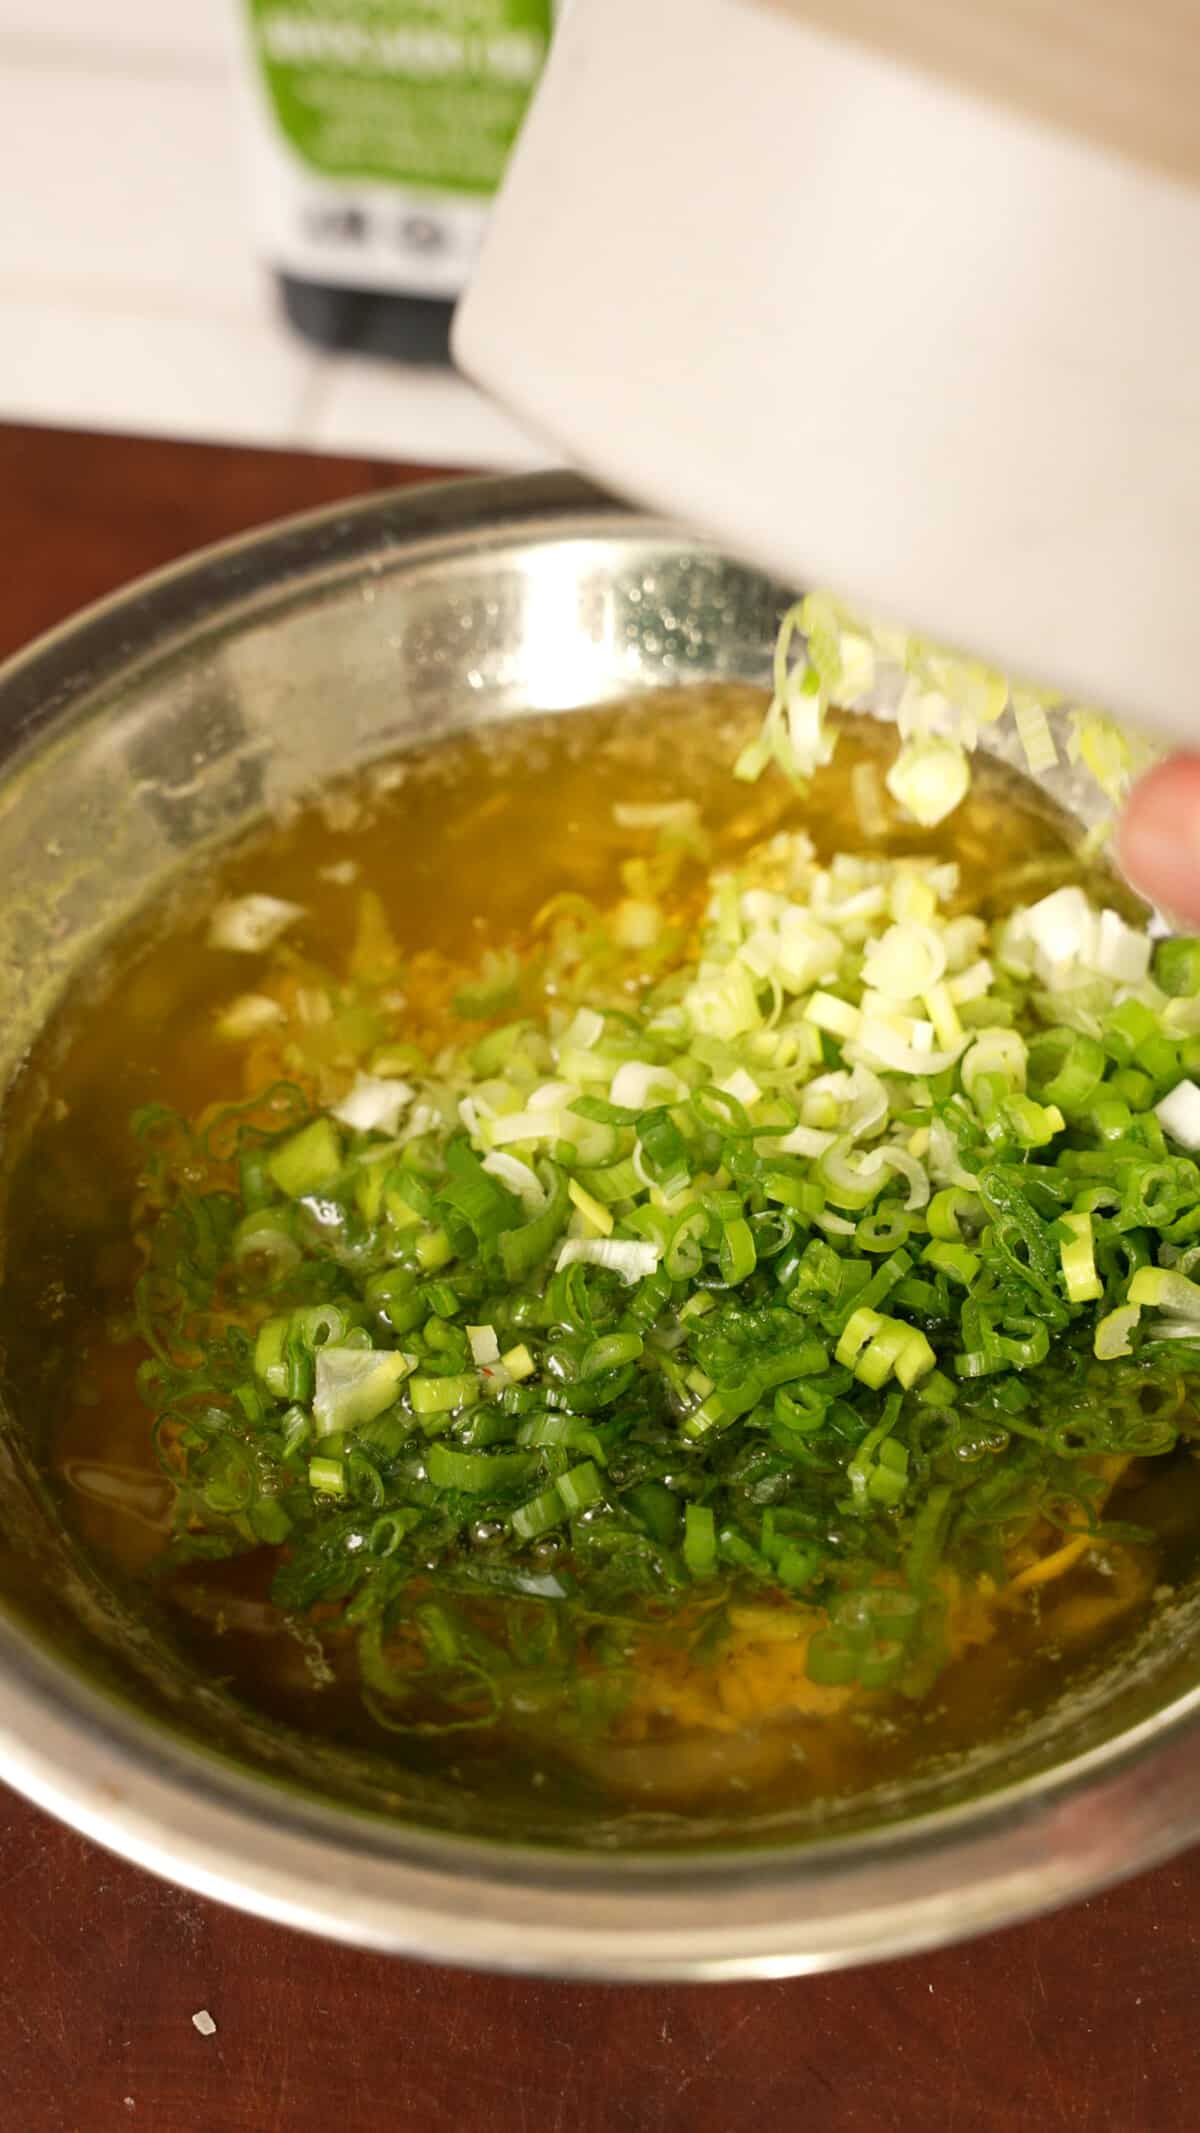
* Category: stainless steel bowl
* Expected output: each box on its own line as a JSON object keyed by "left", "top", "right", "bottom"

{"left": 0, "top": 471, "right": 1198, "bottom": 1979}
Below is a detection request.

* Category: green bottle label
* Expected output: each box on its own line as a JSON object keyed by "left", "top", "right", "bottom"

{"left": 246, "top": 0, "right": 551, "bottom": 197}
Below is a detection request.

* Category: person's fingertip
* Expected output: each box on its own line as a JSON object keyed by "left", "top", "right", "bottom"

{"left": 1118, "top": 755, "right": 1200, "bottom": 927}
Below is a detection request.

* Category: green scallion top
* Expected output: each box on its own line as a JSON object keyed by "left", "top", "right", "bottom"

{"left": 131, "top": 825, "right": 1200, "bottom": 1738}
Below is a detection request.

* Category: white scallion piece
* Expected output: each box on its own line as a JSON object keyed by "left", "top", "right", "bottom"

{"left": 805, "top": 993, "right": 862, "bottom": 1041}
{"left": 928, "top": 1115, "right": 980, "bottom": 1189}
{"left": 716, "top": 1068, "right": 761, "bottom": 1107}
{"left": 208, "top": 894, "right": 305, "bottom": 954}
{"left": 1012, "top": 693, "right": 1059, "bottom": 774}
{"left": 737, "top": 929, "right": 782, "bottom": 980}
{"left": 815, "top": 1210, "right": 857, "bottom": 1237}
{"left": 609, "top": 1061, "right": 688, "bottom": 1110}
{"left": 403, "top": 1101, "right": 445, "bottom": 1142}
{"left": 942, "top": 914, "right": 987, "bottom": 967}
{"left": 556, "top": 1238, "right": 661, "bottom": 1284}
{"left": 772, "top": 913, "right": 842, "bottom": 992}
{"left": 1022, "top": 887, "right": 1097, "bottom": 968}
{"left": 1164, "top": 997, "right": 1200, "bottom": 1037}
{"left": 923, "top": 982, "right": 963, "bottom": 1049}
{"left": 613, "top": 898, "right": 662, "bottom": 949}
{"left": 889, "top": 874, "right": 937, "bottom": 926}
{"left": 946, "top": 959, "right": 994, "bottom": 1004}
{"left": 529, "top": 1079, "right": 577, "bottom": 1112}
{"left": 818, "top": 884, "right": 889, "bottom": 928}
{"left": 214, "top": 993, "right": 286, "bottom": 1041}
{"left": 775, "top": 1124, "right": 836, "bottom": 1158}
{"left": 313, "top": 1348, "right": 415, "bottom": 1436}
{"left": 1156, "top": 1080, "right": 1200, "bottom": 1151}
{"left": 875, "top": 1146, "right": 931, "bottom": 1210}
{"left": 862, "top": 923, "right": 947, "bottom": 999}
{"left": 854, "top": 1020, "right": 960, "bottom": 1075}
{"left": 961, "top": 1027, "right": 1028, "bottom": 1096}
{"left": 332, "top": 1073, "right": 414, "bottom": 1136}
{"left": 685, "top": 960, "right": 765, "bottom": 1040}
{"left": 1129, "top": 1267, "right": 1200, "bottom": 1317}
{"left": 488, "top": 1110, "right": 563, "bottom": 1147}
{"left": 741, "top": 887, "right": 783, "bottom": 927}
{"left": 885, "top": 736, "right": 970, "bottom": 827}
{"left": 1091, "top": 908, "right": 1152, "bottom": 983}
{"left": 560, "top": 1006, "right": 605, "bottom": 1051}
{"left": 467, "top": 1325, "right": 501, "bottom": 1367}
{"left": 481, "top": 1151, "right": 547, "bottom": 1211}
{"left": 797, "top": 1066, "right": 887, "bottom": 1139}
{"left": 612, "top": 799, "right": 700, "bottom": 831}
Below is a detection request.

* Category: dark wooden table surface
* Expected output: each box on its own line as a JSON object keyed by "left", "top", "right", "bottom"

{"left": 1, "top": 421, "right": 1197, "bottom": 2133}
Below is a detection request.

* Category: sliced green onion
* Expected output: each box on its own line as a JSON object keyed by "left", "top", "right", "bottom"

{"left": 232, "top": 1209, "right": 301, "bottom": 1279}
{"left": 426, "top": 1444, "right": 537, "bottom": 1494}
{"left": 567, "top": 1177, "right": 614, "bottom": 1235}
{"left": 923, "top": 1239, "right": 980, "bottom": 1285}
{"left": 135, "top": 757, "right": 1200, "bottom": 1747}
{"left": 1094, "top": 1304, "right": 1141, "bottom": 1359}
{"left": 267, "top": 1117, "right": 342, "bottom": 1199}
{"left": 805, "top": 992, "right": 862, "bottom": 1042}
{"left": 498, "top": 1164, "right": 569, "bottom": 1280}
{"left": 509, "top": 1482, "right": 564, "bottom": 1541}
{"left": 414, "top": 1227, "right": 454, "bottom": 1271}
{"left": 254, "top": 1315, "right": 289, "bottom": 1397}
{"left": 555, "top": 1237, "right": 661, "bottom": 1284}
{"left": 886, "top": 734, "right": 970, "bottom": 828}
{"left": 409, "top": 1373, "right": 480, "bottom": 1420}
{"left": 683, "top": 1503, "right": 716, "bottom": 1578}
{"left": 1155, "top": 938, "right": 1200, "bottom": 998}
{"left": 308, "top": 1455, "right": 346, "bottom": 1497}
{"left": 1156, "top": 1081, "right": 1200, "bottom": 1151}
{"left": 1028, "top": 1029, "right": 1105, "bottom": 1115}
{"left": 1057, "top": 1211, "right": 1103, "bottom": 1304}
{"left": 313, "top": 1347, "right": 414, "bottom": 1437}
{"left": 580, "top": 1332, "right": 644, "bottom": 1375}
{"left": 1129, "top": 1267, "right": 1200, "bottom": 1317}
{"left": 557, "top": 1460, "right": 604, "bottom": 1515}
{"left": 836, "top": 1307, "right": 935, "bottom": 1389}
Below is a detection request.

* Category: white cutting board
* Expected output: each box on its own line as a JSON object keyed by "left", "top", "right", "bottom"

{"left": 455, "top": 0, "right": 1200, "bottom": 744}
